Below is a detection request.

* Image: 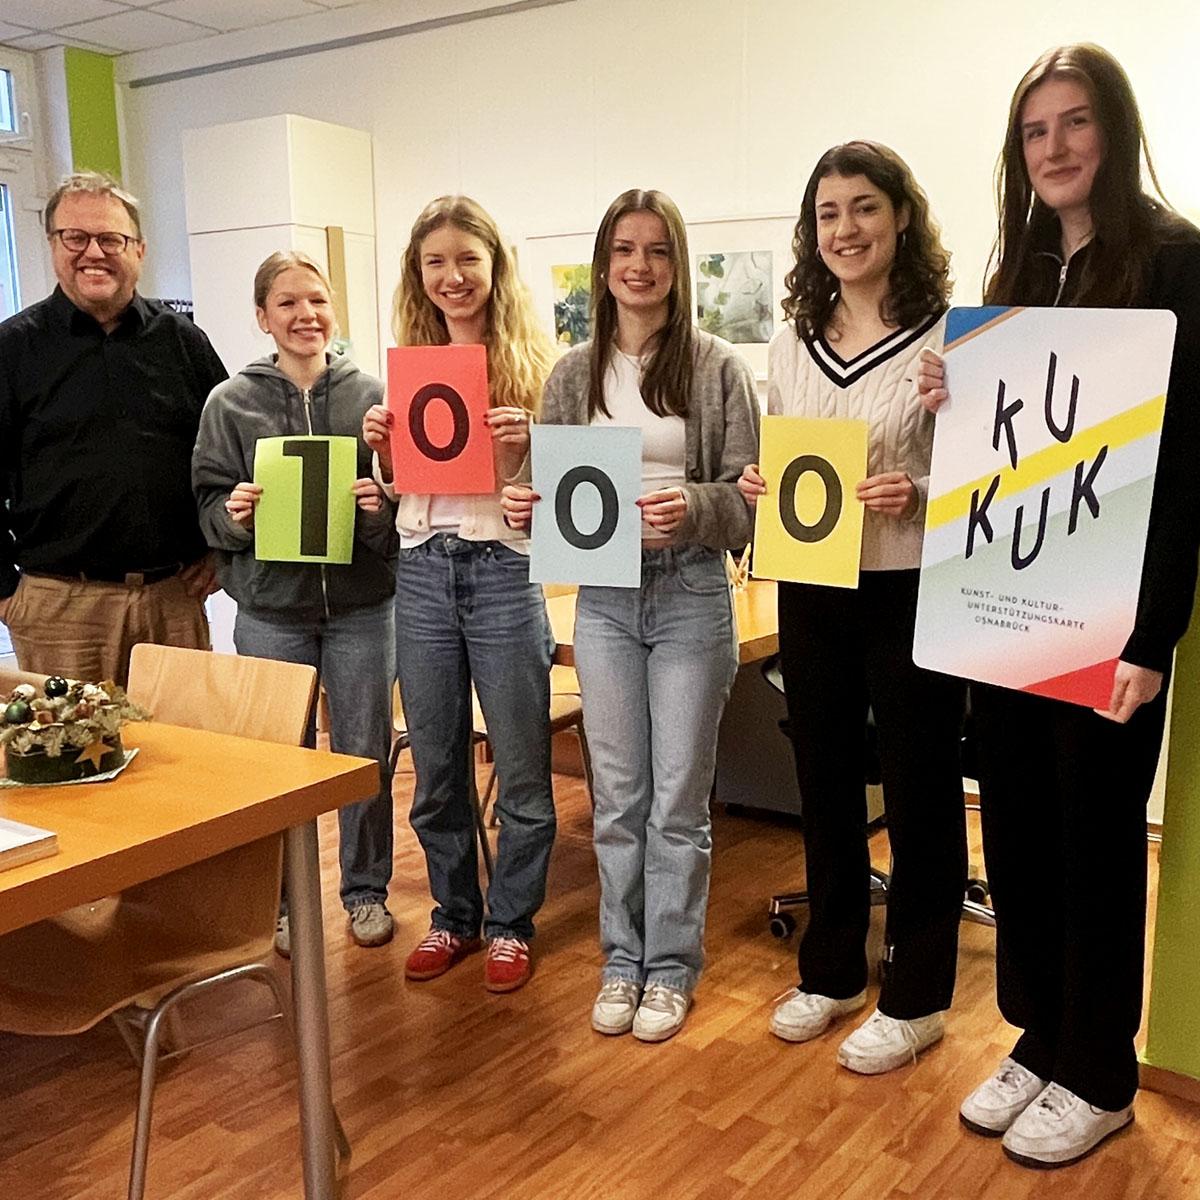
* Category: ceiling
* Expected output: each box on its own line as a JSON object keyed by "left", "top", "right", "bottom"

{"left": 0, "top": 0, "right": 377, "bottom": 55}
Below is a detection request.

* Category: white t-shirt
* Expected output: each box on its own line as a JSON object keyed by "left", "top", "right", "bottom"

{"left": 593, "top": 349, "right": 686, "bottom": 540}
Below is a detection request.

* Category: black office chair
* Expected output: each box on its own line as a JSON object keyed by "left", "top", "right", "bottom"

{"left": 763, "top": 657, "right": 995, "bottom": 938}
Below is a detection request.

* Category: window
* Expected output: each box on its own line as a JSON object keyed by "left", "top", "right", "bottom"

{"left": 0, "top": 69, "right": 14, "bottom": 134}
{"left": 0, "top": 183, "right": 18, "bottom": 321}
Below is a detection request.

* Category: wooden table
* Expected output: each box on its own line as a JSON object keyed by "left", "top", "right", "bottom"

{"left": 0, "top": 721, "right": 377, "bottom": 1200}
{"left": 545, "top": 578, "right": 779, "bottom": 665}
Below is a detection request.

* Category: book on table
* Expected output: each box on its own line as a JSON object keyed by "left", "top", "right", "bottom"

{"left": 0, "top": 816, "right": 58, "bottom": 871}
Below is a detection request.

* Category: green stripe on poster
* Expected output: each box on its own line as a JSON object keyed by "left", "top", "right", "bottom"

{"left": 63, "top": 48, "right": 121, "bottom": 179}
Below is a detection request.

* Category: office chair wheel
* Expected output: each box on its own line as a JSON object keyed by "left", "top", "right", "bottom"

{"left": 966, "top": 880, "right": 990, "bottom": 905}
{"left": 769, "top": 913, "right": 797, "bottom": 939}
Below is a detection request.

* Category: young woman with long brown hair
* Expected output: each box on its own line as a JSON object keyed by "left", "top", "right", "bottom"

{"left": 363, "top": 196, "right": 558, "bottom": 993}
{"left": 739, "top": 142, "right": 967, "bottom": 1075}
{"left": 919, "top": 44, "right": 1200, "bottom": 1167}
{"left": 503, "top": 189, "right": 758, "bottom": 1041}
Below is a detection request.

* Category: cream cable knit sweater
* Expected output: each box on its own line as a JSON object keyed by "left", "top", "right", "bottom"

{"left": 767, "top": 313, "right": 945, "bottom": 572}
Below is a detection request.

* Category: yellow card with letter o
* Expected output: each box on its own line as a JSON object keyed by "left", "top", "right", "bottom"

{"left": 253, "top": 435, "right": 358, "bottom": 564}
{"left": 752, "top": 415, "right": 868, "bottom": 588}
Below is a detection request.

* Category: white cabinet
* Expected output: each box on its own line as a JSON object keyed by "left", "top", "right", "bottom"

{"left": 182, "top": 114, "right": 379, "bottom": 378}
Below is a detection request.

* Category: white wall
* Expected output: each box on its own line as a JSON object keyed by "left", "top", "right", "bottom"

{"left": 113, "top": 0, "right": 1194, "bottom": 818}
{"left": 116, "top": 0, "right": 1200, "bottom": 359}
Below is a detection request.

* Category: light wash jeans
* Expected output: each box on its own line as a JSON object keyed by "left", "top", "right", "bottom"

{"left": 234, "top": 598, "right": 395, "bottom": 910}
{"left": 395, "top": 535, "right": 555, "bottom": 941}
{"left": 575, "top": 545, "right": 738, "bottom": 994}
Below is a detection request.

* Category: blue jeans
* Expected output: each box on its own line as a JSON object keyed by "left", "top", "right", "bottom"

{"left": 395, "top": 535, "right": 555, "bottom": 941}
{"left": 233, "top": 598, "right": 395, "bottom": 910}
{"left": 575, "top": 546, "right": 738, "bottom": 994}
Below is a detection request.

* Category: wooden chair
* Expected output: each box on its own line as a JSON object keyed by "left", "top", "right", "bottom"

{"left": 388, "top": 684, "right": 497, "bottom": 880}
{"left": 0, "top": 644, "right": 340, "bottom": 1200}
{"left": 473, "top": 667, "right": 594, "bottom": 826}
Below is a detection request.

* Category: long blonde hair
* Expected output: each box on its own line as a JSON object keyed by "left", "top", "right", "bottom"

{"left": 392, "top": 196, "right": 554, "bottom": 414}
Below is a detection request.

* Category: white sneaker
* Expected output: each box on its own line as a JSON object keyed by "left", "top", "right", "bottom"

{"left": 348, "top": 902, "right": 394, "bottom": 948}
{"left": 836, "top": 1008, "right": 945, "bottom": 1074}
{"left": 274, "top": 914, "right": 290, "bottom": 959}
{"left": 591, "top": 980, "right": 642, "bottom": 1036}
{"left": 769, "top": 987, "right": 867, "bottom": 1043}
{"left": 1002, "top": 1082, "right": 1133, "bottom": 1168}
{"left": 960, "top": 1057, "right": 1049, "bottom": 1136}
{"left": 632, "top": 983, "right": 691, "bottom": 1042}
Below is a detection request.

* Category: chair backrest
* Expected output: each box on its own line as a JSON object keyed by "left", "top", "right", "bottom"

{"left": 126, "top": 644, "right": 316, "bottom": 747}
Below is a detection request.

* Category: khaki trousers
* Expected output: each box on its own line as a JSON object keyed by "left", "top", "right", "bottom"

{"left": 4, "top": 573, "right": 210, "bottom": 687}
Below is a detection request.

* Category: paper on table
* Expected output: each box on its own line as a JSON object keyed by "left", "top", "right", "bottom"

{"left": 0, "top": 747, "right": 140, "bottom": 790}
{"left": 0, "top": 815, "right": 58, "bottom": 870}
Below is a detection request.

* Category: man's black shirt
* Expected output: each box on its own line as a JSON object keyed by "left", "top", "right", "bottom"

{"left": 0, "top": 287, "right": 228, "bottom": 596}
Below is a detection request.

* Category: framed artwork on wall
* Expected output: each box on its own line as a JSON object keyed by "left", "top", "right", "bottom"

{"left": 523, "top": 215, "right": 796, "bottom": 380}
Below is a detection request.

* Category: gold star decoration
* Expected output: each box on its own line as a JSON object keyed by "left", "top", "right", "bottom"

{"left": 76, "top": 740, "right": 111, "bottom": 771}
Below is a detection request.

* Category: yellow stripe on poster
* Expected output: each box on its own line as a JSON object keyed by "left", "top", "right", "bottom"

{"left": 926, "top": 394, "right": 1165, "bottom": 531}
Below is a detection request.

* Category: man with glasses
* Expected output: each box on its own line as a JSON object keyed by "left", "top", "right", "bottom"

{"left": 0, "top": 171, "right": 228, "bottom": 685}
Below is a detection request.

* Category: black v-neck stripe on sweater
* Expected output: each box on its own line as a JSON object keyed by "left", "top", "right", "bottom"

{"left": 802, "top": 311, "right": 942, "bottom": 389}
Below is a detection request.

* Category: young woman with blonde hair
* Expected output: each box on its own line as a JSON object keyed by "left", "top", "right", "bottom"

{"left": 503, "top": 188, "right": 758, "bottom": 1041}
{"left": 193, "top": 250, "right": 398, "bottom": 955}
{"left": 363, "top": 196, "right": 557, "bottom": 993}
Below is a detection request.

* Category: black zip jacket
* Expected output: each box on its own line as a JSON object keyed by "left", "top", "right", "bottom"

{"left": 1015, "top": 229, "right": 1200, "bottom": 673}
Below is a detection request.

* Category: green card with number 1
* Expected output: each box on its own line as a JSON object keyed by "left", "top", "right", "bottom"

{"left": 253, "top": 435, "right": 358, "bottom": 564}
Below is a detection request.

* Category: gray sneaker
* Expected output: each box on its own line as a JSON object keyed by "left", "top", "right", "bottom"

{"left": 274, "top": 914, "right": 290, "bottom": 959}
{"left": 632, "top": 983, "right": 691, "bottom": 1042}
{"left": 591, "top": 979, "right": 642, "bottom": 1035}
{"left": 349, "top": 902, "right": 394, "bottom": 948}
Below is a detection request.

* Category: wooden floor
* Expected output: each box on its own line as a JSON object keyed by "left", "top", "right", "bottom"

{"left": 2, "top": 762, "right": 1197, "bottom": 1200}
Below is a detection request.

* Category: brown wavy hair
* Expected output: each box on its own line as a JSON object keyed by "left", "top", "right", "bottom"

{"left": 392, "top": 196, "right": 554, "bottom": 414}
{"left": 588, "top": 189, "right": 694, "bottom": 420}
{"left": 985, "top": 43, "right": 1186, "bottom": 307}
{"left": 783, "top": 141, "right": 951, "bottom": 338}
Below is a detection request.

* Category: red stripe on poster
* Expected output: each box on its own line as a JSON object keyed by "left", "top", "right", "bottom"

{"left": 1023, "top": 657, "right": 1119, "bottom": 709}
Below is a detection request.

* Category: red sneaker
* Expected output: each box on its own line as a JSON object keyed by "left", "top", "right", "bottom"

{"left": 484, "top": 937, "right": 532, "bottom": 993}
{"left": 404, "top": 927, "right": 481, "bottom": 981}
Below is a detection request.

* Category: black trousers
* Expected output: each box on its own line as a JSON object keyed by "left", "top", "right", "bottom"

{"left": 778, "top": 571, "right": 968, "bottom": 1019}
{"left": 973, "top": 680, "right": 1168, "bottom": 1111}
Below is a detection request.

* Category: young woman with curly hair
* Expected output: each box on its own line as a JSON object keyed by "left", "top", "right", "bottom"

{"left": 739, "top": 141, "right": 967, "bottom": 1074}
{"left": 363, "top": 195, "right": 557, "bottom": 993}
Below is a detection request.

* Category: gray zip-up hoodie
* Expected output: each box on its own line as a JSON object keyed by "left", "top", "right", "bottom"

{"left": 192, "top": 353, "right": 397, "bottom": 618}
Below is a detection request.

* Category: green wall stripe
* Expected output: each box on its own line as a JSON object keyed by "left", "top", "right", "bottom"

{"left": 63, "top": 48, "right": 121, "bottom": 179}
{"left": 1144, "top": 608, "right": 1200, "bottom": 1079}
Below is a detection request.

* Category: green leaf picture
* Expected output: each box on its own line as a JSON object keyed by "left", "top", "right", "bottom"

{"left": 695, "top": 251, "right": 773, "bottom": 343}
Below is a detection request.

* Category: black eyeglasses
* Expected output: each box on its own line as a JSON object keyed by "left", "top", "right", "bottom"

{"left": 52, "top": 229, "right": 141, "bottom": 254}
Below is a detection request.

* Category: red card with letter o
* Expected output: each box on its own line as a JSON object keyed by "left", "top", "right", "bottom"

{"left": 387, "top": 345, "right": 496, "bottom": 494}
